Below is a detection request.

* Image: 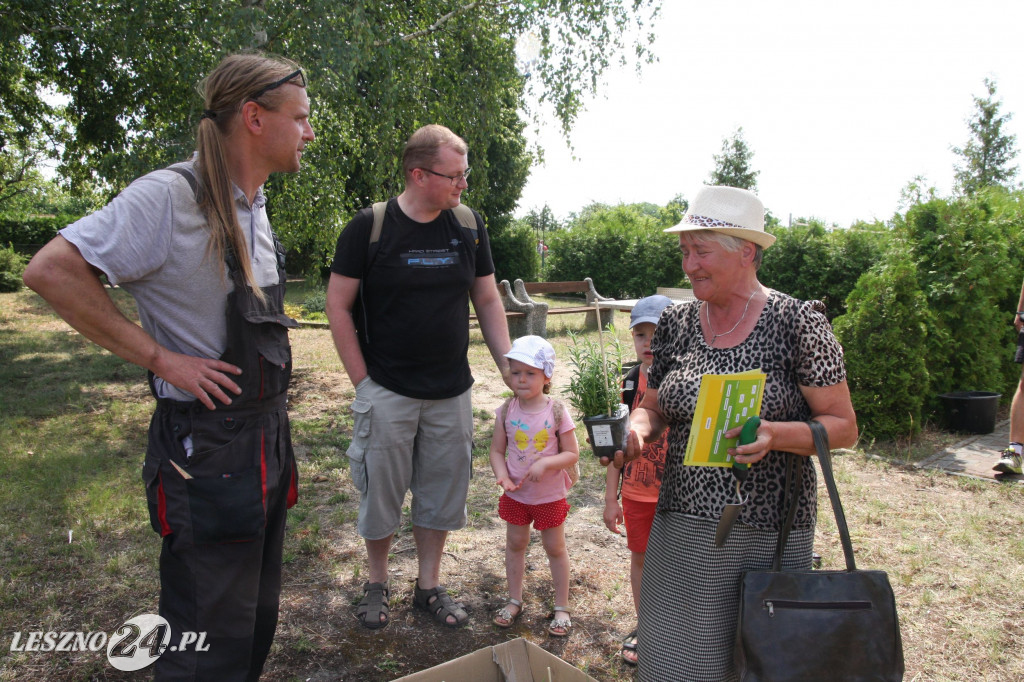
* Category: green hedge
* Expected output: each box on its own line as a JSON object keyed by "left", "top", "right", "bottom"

{"left": 546, "top": 204, "right": 683, "bottom": 298}
{"left": 0, "top": 215, "right": 75, "bottom": 252}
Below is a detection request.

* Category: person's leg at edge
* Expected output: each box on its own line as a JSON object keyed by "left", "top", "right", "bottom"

{"left": 1011, "top": 371, "right": 1024, "bottom": 446}
{"left": 996, "top": 369, "right": 1024, "bottom": 474}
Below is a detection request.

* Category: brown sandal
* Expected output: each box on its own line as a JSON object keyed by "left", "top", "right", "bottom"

{"left": 413, "top": 581, "right": 469, "bottom": 628}
{"left": 356, "top": 581, "right": 390, "bottom": 630}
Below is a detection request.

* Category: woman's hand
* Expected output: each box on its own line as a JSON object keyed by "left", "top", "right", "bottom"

{"left": 600, "top": 429, "right": 643, "bottom": 469}
{"left": 725, "top": 419, "right": 775, "bottom": 465}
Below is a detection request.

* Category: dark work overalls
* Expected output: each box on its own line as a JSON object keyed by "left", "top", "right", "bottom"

{"left": 142, "top": 229, "right": 298, "bottom": 681}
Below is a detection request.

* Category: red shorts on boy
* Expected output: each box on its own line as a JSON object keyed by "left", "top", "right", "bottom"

{"left": 499, "top": 494, "right": 570, "bottom": 530}
{"left": 622, "top": 497, "right": 658, "bottom": 554}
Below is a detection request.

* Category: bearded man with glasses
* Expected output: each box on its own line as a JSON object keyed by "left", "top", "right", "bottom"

{"left": 326, "top": 124, "right": 512, "bottom": 631}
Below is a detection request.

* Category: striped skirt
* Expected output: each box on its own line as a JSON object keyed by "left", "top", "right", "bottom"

{"left": 637, "top": 512, "right": 813, "bottom": 682}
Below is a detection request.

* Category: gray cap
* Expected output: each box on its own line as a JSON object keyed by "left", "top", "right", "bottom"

{"left": 630, "top": 295, "right": 674, "bottom": 328}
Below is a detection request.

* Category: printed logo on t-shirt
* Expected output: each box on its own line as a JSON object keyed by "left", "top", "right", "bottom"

{"left": 402, "top": 248, "right": 461, "bottom": 268}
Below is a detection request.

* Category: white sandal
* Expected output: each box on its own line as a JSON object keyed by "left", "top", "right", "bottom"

{"left": 548, "top": 605, "right": 572, "bottom": 637}
{"left": 493, "top": 598, "right": 524, "bottom": 628}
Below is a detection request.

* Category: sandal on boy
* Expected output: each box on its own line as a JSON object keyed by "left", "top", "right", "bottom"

{"left": 413, "top": 580, "right": 469, "bottom": 628}
{"left": 356, "top": 581, "right": 390, "bottom": 630}
{"left": 493, "top": 598, "right": 524, "bottom": 628}
{"left": 548, "top": 606, "right": 572, "bottom": 637}
{"left": 621, "top": 628, "right": 638, "bottom": 666}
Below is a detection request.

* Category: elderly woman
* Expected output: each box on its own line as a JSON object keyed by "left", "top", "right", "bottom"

{"left": 621, "top": 186, "right": 858, "bottom": 681}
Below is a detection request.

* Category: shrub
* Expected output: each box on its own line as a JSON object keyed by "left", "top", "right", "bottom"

{"left": 301, "top": 287, "right": 327, "bottom": 315}
{"left": 0, "top": 243, "right": 27, "bottom": 293}
{"left": 833, "top": 257, "right": 931, "bottom": 440}
{"left": 760, "top": 221, "right": 889, "bottom": 319}
{"left": 489, "top": 221, "right": 539, "bottom": 284}
{"left": 894, "top": 194, "right": 1011, "bottom": 405}
{"left": 0, "top": 215, "right": 72, "bottom": 253}
{"left": 547, "top": 203, "right": 683, "bottom": 298}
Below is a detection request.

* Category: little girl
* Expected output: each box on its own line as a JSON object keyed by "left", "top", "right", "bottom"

{"left": 489, "top": 335, "right": 580, "bottom": 636}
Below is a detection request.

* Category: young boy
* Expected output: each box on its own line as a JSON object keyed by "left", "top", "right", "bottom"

{"left": 603, "top": 294, "right": 673, "bottom": 666}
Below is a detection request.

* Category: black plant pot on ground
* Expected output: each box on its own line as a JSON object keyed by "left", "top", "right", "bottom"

{"left": 583, "top": 403, "right": 630, "bottom": 459}
{"left": 937, "top": 391, "right": 1001, "bottom": 434}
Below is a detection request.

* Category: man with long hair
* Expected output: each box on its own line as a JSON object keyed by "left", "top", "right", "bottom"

{"left": 24, "top": 53, "right": 315, "bottom": 679}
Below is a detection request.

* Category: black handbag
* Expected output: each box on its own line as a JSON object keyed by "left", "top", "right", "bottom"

{"left": 734, "top": 420, "right": 905, "bottom": 682}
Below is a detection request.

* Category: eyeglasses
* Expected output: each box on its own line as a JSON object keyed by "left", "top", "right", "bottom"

{"left": 249, "top": 69, "right": 305, "bottom": 102}
{"left": 420, "top": 167, "right": 472, "bottom": 185}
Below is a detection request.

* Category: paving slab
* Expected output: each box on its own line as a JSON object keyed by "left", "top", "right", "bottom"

{"left": 915, "top": 418, "right": 1024, "bottom": 483}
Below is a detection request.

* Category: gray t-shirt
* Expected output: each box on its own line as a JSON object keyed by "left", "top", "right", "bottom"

{"left": 60, "top": 159, "right": 279, "bottom": 400}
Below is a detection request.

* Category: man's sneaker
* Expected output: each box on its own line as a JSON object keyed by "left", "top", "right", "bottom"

{"left": 993, "top": 448, "right": 1023, "bottom": 475}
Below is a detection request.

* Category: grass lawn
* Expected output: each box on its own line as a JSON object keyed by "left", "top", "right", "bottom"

{"left": 2, "top": 285, "right": 1024, "bottom": 681}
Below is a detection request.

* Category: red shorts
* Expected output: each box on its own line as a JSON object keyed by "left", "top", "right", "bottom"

{"left": 498, "top": 494, "right": 570, "bottom": 530}
{"left": 622, "top": 497, "right": 658, "bottom": 554}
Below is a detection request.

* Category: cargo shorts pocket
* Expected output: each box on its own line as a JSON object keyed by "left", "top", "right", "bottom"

{"left": 186, "top": 467, "right": 265, "bottom": 544}
{"left": 347, "top": 397, "right": 372, "bottom": 495}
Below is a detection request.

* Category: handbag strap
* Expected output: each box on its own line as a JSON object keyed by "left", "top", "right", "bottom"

{"left": 772, "top": 420, "right": 857, "bottom": 571}
{"left": 772, "top": 453, "right": 803, "bottom": 570}
{"left": 810, "top": 419, "right": 857, "bottom": 570}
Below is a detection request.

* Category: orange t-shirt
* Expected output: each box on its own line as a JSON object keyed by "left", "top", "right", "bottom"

{"left": 621, "top": 370, "right": 667, "bottom": 503}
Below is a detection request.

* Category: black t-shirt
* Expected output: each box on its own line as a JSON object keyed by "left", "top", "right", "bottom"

{"left": 330, "top": 198, "right": 495, "bottom": 399}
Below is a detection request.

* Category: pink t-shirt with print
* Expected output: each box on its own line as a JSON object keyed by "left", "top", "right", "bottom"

{"left": 499, "top": 397, "right": 576, "bottom": 505}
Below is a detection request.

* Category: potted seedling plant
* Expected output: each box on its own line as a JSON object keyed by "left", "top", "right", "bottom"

{"left": 564, "top": 327, "right": 630, "bottom": 459}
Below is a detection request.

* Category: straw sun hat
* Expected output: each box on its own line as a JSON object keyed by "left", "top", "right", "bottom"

{"left": 664, "top": 185, "right": 776, "bottom": 249}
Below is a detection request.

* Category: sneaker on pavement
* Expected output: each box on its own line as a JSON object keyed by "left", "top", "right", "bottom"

{"left": 993, "top": 449, "right": 1023, "bottom": 475}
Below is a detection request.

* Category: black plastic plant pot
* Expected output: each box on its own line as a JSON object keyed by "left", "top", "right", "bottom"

{"left": 583, "top": 403, "right": 630, "bottom": 459}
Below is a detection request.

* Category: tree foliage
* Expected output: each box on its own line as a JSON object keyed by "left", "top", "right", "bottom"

{"left": 832, "top": 257, "right": 932, "bottom": 440}
{"left": 708, "top": 126, "right": 759, "bottom": 191}
{"left": 3, "top": 0, "right": 661, "bottom": 273}
{"left": 891, "top": 192, "right": 1017, "bottom": 402}
{"left": 759, "top": 220, "right": 889, "bottom": 319}
{"left": 489, "top": 219, "right": 540, "bottom": 284}
{"left": 547, "top": 202, "right": 683, "bottom": 298}
{"left": 952, "top": 78, "right": 1019, "bottom": 196}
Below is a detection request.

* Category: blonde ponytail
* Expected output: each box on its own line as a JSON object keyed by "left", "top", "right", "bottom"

{"left": 194, "top": 53, "right": 304, "bottom": 304}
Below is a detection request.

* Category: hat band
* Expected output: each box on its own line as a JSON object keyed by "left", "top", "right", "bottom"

{"left": 683, "top": 214, "right": 749, "bottom": 230}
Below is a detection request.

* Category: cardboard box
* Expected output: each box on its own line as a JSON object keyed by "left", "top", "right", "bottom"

{"left": 393, "top": 637, "right": 598, "bottom": 682}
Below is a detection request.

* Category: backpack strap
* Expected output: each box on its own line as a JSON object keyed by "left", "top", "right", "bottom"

{"left": 550, "top": 398, "right": 564, "bottom": 431}
{"left": 620, "top": 364, "right": 642, "bottom": 410}
{"left": 167, "top": 165, "right": 202, "bottom": 202}
{"left": 499, "top": 398, "right": 513, "bottom": 433}
{"left": 368, "top": 200, "right": 478, "bottom": 247}
{"left": 370, "top": 201, "right": 388, "bottom": 246}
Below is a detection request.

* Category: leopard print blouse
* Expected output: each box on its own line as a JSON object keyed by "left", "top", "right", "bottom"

{"left": 647, "top": 290, "right": 847, "bottom": 530}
